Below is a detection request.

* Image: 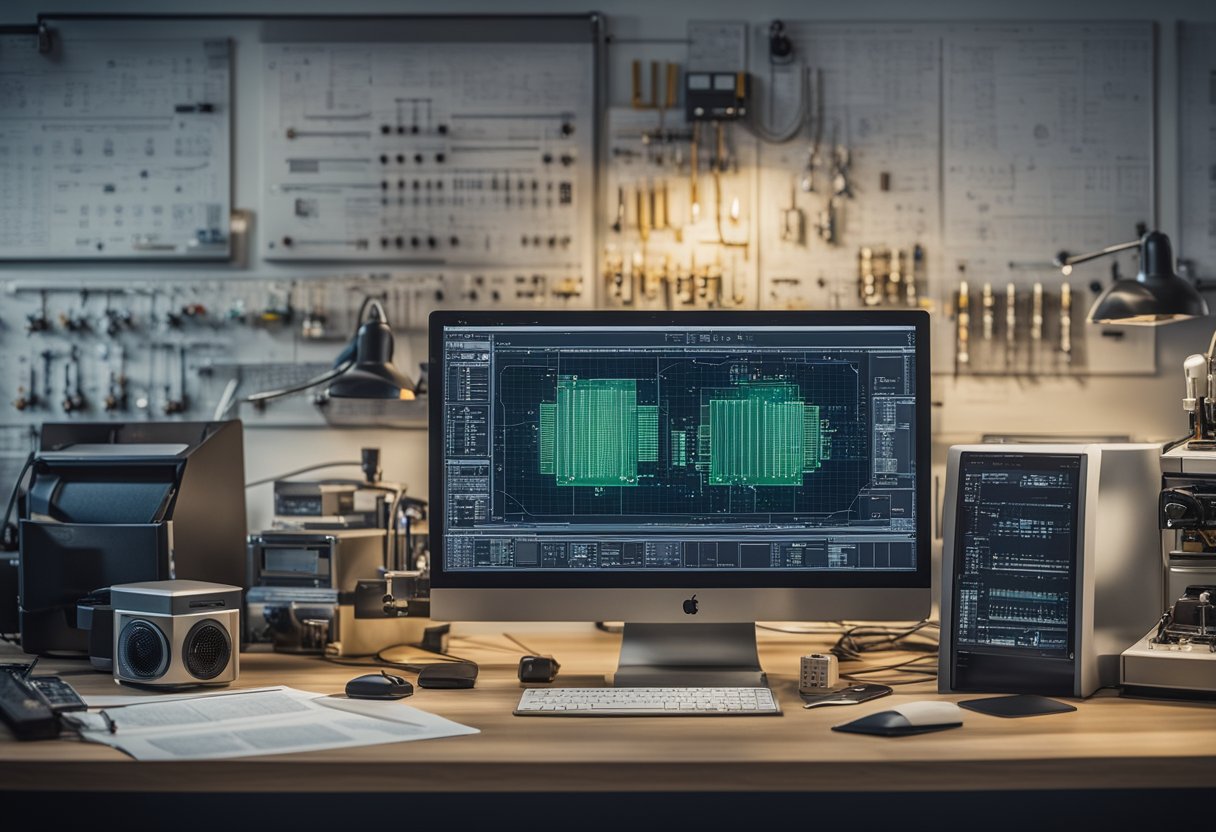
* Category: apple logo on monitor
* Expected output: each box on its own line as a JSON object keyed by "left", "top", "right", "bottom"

{"left": 683, "top": 595, "right": 698, "bottom": 615}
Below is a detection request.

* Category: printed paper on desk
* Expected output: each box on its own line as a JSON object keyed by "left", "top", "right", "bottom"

{"left": 67, "top": 687, "right": 478, "bottom": 761}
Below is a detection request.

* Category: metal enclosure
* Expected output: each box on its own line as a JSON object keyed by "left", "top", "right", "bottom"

{"left": 939, "top": 443, "right": 1162, "bottom": 697}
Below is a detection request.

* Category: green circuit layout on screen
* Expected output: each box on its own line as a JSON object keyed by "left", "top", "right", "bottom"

{"left": 537, "top": 378, "right": 823, "bottom": 488}
{"left": 441, "top": 324, "right": 918, "bottom": 570}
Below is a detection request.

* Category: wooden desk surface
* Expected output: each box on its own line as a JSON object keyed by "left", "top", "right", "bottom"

{"left": 2, "top": 627, "right": 1213, "bottom": 794}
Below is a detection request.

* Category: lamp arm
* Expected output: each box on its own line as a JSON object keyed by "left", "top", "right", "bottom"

{"left": 1053, "top": 239, "right": 1140, "bottom": 268}
{"left": 244, "top": 359, "right": 354, "bottom": 406}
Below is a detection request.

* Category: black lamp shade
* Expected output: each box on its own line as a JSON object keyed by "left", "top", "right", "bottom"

{"left": 326, "top": 306, "right": 416, "bottom": 399}
{"left": 1087, "top": 232, "right": 1208, "bottom": 325}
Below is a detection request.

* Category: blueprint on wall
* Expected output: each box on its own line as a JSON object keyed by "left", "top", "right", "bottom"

{"left": 259, "top": 38, "right": 595, "bottom": 282}
{"left": 1179, "top": 23, "right": 1216, "bottom": 279}
{"left": 0, "top": 35, "right": 231, "bottom": 259}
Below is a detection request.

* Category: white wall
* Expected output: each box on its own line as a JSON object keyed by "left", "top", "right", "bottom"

{"left": 5, "top": 0, "right": 1216, "bottom": 524}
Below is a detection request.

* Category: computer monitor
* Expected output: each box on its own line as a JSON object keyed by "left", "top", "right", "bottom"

{"left": 429, "top": 310, "right": 930, "bottom": 685}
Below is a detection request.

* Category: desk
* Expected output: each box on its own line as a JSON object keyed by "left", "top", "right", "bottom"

{"left": 2, "top": 627, "right": 1213, "bottom": 815}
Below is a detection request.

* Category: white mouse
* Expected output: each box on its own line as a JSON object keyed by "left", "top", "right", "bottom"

{"left": 886, "top": 700, "right": 964, "bottom": 727}
{"left": 833, "top": 699, "right": 964, "bottom": 736}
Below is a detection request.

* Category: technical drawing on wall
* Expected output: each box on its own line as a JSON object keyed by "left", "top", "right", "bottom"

{"left": 1179, "top": 23, "right": 1216, "bottom": 280}
{"left": 259, "top": 38, "right": 594, "bottom": 299}
{"left": 0, "top": 35, "right": 232, "bottom": 259}
{"left": 940, "top": 21, "right": 1156, "bottom": 375}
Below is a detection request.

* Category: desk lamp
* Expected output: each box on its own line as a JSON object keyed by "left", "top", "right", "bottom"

{"left": 1053, "top": 230, "right": 1208, "bottom": 325}
{"left": 214, "top": 299, "right": 416, "bottom": 418}
{"left": 322, "top": 301, "right": 416, "bottom": 401}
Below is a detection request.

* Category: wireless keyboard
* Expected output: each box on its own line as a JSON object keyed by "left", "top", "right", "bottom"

{"left": 515, "top": 687, "right": 781, "bottom": 716}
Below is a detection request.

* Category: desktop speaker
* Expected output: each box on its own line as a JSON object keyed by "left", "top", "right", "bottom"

{"left": 112, "top": 580, "right": 241, "bottom": 687}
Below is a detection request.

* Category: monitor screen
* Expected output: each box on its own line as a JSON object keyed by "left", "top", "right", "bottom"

{"left": 951, "top": 452, "right": 1081, "bottom": 660}
{"left": 431, "top": 312, "right": 928, "bottom": 590}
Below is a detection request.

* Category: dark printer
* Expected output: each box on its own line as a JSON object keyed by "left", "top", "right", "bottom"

{"left": 18, "top": 421, "right": 247, "bottom": 655}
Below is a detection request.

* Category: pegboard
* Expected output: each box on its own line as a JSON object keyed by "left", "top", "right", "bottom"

{"left": 1179, "top": 22, "right": 1216, "bottom": 280}
{"left": 257, "top": 17, "right": 596, "bottom": 306}
{"left": 601, "top": 107, "right": 758, "bottom": 309}
{"left": 748, "top": 20, "right": 1156, "bottom": 376}
{"left": 0, "top": 33, "right": 231, "bottom": 259}
{"left": 0, "top": 267, "right": 587, "bottom": 430}
{"left": 755, "top": 22, "right": 941, "bottom": 312}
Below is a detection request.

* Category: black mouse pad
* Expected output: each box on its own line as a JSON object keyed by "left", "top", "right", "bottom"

{"left": 801, "top": 683, "right": 892, "bottom": 708}
{"left": 958, "top": 694, "right": 1076, "bottom": 718}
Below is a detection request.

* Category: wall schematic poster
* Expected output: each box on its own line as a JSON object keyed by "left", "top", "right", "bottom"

{"left": 0, "top": 36, "right": 232, "bottom": 259}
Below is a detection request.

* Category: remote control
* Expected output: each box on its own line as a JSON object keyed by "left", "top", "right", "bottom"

{"left": 29, "top": 676, "right": 87, "bottom": 714}
{"left": 0, "top": 661, "right": 35, "bottom": 677}
{"left": 0, "top": 670, "right": 60, "bottom": 741}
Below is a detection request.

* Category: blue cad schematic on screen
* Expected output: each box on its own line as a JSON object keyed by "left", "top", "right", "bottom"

{"left": 442, "top": 324, "right": 918, "bottom": 572}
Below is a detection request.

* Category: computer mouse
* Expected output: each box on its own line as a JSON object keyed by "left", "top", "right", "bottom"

{"left": 832, "top": 700, "right": 962, "bottom": 736}
{"left": 416, "top": 662, "right": 478, "bottom": 689}
{"left": 346, "top": 670, "right": 414, "bottom": 700}
{"left": 887, "top": 701, "right": 963, "bottom": 726}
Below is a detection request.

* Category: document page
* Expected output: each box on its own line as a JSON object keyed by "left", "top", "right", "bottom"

{"left": 67, "top": 687, "right": 478, "bottom": 761}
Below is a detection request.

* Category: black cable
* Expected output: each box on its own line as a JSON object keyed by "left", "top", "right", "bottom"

{"left": 594, "top": 622, "right": 622, "bottom": 634}
{"left": 243, "top": 360, "right": 353, "bottom": 407}
{"left": 245, "top": 460, "right": 361, "bottom": 489}
{"left": 322, "top": 641, "right": 475, "bottom": 673}
{"left": 839, "top": 654, "right": 939, "bottom": 685}
{"left": 830, "top": 620, "right": 939, "bottom": 662}
{"left": 503, "top": 633, "right": 539, "bottom": 655}
{"left": 448, "top": 636, "right": 520, "bottom": 655}
{"left": 829, "top": 621, "right": 940, "bottom": 684}
{"left": 321, "top": 653, "right": 396, "bottom": 670}
{"left": 377, "top": 643, "right": 474, "bottom": 668}
{"left": 1, "top": 452, "right": 35, "bottom": 551}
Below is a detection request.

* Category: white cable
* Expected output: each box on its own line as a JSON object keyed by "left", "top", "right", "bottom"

{"left": 212, "top": 377, "right": 240, "bottom": 421}
{"left": 743, "top": 63, "right": 810, "bottom": 144}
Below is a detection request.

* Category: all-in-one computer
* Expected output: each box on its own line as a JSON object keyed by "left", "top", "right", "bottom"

{"left": 429, "top": 310, "right": 930, "bottom": 696}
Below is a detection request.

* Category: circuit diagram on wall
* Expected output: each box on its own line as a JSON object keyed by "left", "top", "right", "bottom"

{"left": 1179, "top": 22, "right": 1216, "bottom": 280}
{"left": 259, "top": 39, "right": 594, "bottom": 296}
{"left": 939, "top": 21, "right": 1156, "bottom": 376}
{"left": 0, "top": 35, "right": 232, "bottom": 259}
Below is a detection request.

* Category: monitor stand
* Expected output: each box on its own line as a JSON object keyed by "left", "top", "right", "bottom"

{"left": 612, "top": 623, "right": 765, "bottom": 687}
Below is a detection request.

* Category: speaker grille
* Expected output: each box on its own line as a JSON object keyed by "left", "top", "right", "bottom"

{"left": 117, "top": 619, "right": 169, "bottom": 680}
{"left": 184, "top": 619, "right": 231, "bottom": 680}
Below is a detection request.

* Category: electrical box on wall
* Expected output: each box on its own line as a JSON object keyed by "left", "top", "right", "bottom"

{"left": 685, "top": 72, "right": 749, "bottom": 121}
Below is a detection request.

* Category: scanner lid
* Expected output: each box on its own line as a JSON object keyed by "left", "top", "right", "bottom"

{"left": 38, "top": 443, "right": 190, "bottom": 461}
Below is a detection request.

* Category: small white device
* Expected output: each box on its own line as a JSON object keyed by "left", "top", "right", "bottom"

{"left": 799, "top": 653, "right": 840, "bottom": 693}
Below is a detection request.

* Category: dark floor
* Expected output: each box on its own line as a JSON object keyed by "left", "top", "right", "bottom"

{"left": 28, "top": 788, "right": 1214, "bottom": 831}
